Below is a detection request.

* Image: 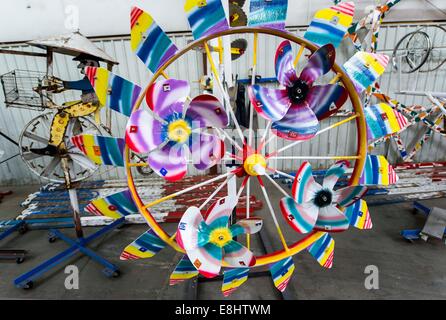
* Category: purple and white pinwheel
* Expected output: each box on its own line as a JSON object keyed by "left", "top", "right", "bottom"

{"left": 248, "top": 41, "right": 348, "bottom": 141}
{"left": 177, "top": 196, "right": 263, "bottom": 278}
{"left": 126, "top": 79, "right": 228, "bottom": 182}
{"left": 280, "top": 161, "right": 368, "bottom": 233}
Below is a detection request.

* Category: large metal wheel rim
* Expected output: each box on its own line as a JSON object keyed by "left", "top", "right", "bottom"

{"left": 125, "top": 27, "right": 368, "bottom": 267}
{"left": 19, "top": 112, "right": 101, "bottom": 183}
{"left": 392, "top": 30, "right": 432, "bottom": 74}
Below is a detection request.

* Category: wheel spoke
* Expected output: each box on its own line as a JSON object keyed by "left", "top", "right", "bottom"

{"left": 40, "top": 157, "right": 61, "bottom": 177}
{"left": 270, "top": 114, "right": 359, "bottom": 157}
{"left": 245, "top": 178, "right": 251, "bottom": 219}
{"left": 264, "top": 173, "right": 290, "bottom": 198}
{"left": 198, "top": 174, "right": 233, "bottom": 210}
{"left": 245, "top": 177, "right": 251, "bottom": 248}
{"left": 23, "top": 131, "right": 49, "bottom": 144}
{"left": 143, "top": 170, "right": 239, "bottom": 210}
{"left": 256, "top": 176, "right": 289, "bottom": 251}
{"left": 257, "top": 121, "right": 272, "bottom": 153}
{"left": 294, "top": 44, "right": 306, "bottom": 67}
{"left": 22, "top": 152, "right": 44, "bottom": 161}
{"left": 217, "top": 128, "right": 243, "bottom": 152}
{"left": 161, "top": 71, "right": 170, "bottom": 79}
{"left": 248, "top": 33, "right": 258, "bottom": 148}
{"left": 262, "top": 133, "right": 276, "bottom": 152}
{"left": 204, "top": 43, "right": 245, "bottom": 143}
{"left": 329, "top": 73, "right": 342, "bottom": 84}
{"left": 69, "top": 153, "right": 97, "bottom": 171}
{"left": 237, "top": 175, "right": 250, "bottom": 200}
{"left": 225, "top": 152, "right": 243, "bottom": 161}
{"left": 269, "top": 168, "right": 295, "bottom": 180}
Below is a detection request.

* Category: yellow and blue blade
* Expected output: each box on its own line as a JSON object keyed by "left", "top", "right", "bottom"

{"left": 248, "top": 0, "right": 288, "bottom": 30}
{"left": 343, "top": 52, "right": 389, "bottom": 93}
{"left": 131, "top": 7, "right": 178, "bottom": 73}
{"left": 120, "top": 229, "right": 166, "bottom": 260}
{"left": 307, "top": 232, "right": 335, "bottom": 268}
{"left": 85, "top": 189, "right": 138, "bottom": 219}
{"left": 170, "top": 255, "right": 199, "bottom": 285}
{"left": 221, "top": 268, "right": 249, "bottom": 297}
{"left": 304, "top": 2, "right": 355, "bottom": 48}
{"left": 184, "top": 0, "right": 230, "bottom": 40}
{"left": 365, "top": 103, "right": 408, "bottom": 141}
{"left": 71, "top": 135, "right": 125, "bottom": 167}
{"left": 359, "top": 155, "right": 399, "bottom": 186}
{"left": 85, "top": 67, "right": 142, "bottom": 117}
{"left": 345, "top": 199, "right": 373, "bottom": 230}
{"left": 269, "top": 257, "right": 295, "bottom": 292}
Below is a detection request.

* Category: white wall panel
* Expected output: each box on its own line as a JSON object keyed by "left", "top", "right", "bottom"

{"left": 1, "top": 0, "right": 445, "bottom": 43}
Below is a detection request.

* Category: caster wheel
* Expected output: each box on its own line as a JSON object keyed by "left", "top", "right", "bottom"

{"left": 23, "top": 281, "right": 33, "bottom": 290}
{"left": 48, "top": 237, "right": 57, "bottom": 243}
{"left": 16, "top": 257, "right": 25, "bottom": 264}
{"left": 103, "top": 268, "right": 121, "bottom": 278}
{"left": 112, "top": 270, "right": 121, "bottom": 278}
{"left": 18, "top": 225, "right": 28, "bottom": 235}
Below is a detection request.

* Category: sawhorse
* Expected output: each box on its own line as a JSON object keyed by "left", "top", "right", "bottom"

{"left": 14, "top": 217, "right": 125, "bottom": 289}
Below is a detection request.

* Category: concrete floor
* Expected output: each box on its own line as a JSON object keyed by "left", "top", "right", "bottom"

{"left": 1, "top": 183, "right": 446, "bottom": 300}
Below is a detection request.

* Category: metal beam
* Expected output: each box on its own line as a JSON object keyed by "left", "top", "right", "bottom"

{"left": 0, "top": 49, "right": 46, "bottom": 57}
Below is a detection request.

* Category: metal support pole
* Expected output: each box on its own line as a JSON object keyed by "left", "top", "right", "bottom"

{"left": 106, "top": 62, "right": 114, "bottom": 132}
{"left": 61, "top": 157, "right": 84, "bottom": 239}
{"left": 46, "top": 49, "right": 53, "bottom": 76}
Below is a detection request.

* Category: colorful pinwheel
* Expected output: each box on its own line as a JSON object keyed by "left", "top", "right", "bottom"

{"left": 126, "top": 79, "right": 228, "bottom": 182}
{"left": 280, "top": 161, "right": 368, "bottom": 233}
{"left": 177, "top": 196, "right": 263, "bottom": 278}
{"left": 248, "top": 40, "right": 348, "bottom": 141}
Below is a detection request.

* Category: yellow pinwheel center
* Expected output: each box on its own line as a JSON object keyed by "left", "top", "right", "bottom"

{"left": 167, "top": 119, "right": 191, "bottom": 144}
{"left": 244, "top": 154, "right": 267, "bottom": 176}
{"left": 209, "top": 227, "right": 232, "bottom": 247}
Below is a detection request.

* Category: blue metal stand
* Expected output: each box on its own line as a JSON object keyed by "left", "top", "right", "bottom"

{"left": 401, "top": 201, "right": 446, "bottom": 241}
{"left": 0, "top": 220, "right": 26, "bottom": 241}
{"left": 412, "top": 201, "right": 431, "bottom": 216}
{"left": 14, "top": 217, "right": 125, "bottom": 289}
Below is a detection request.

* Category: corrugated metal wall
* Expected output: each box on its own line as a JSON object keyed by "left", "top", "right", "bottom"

{"left": 0, "top": 22, "right": 445, "bottom": 186}
{"left": 371, "top": 23, "right": 446, "bottom": 163}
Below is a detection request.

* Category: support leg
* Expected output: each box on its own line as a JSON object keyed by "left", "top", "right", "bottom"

{"left": 13, "top": 218, "right": 125, "bottom": 289}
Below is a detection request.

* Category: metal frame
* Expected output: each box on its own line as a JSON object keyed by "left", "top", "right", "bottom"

{"left": 14, "top": 217, "right": 124, "bottom": 289}
{"left": 0, "top": 220, "right": 27, "bottom": 264}
{"left": 124, "top": 26, "right": 368, "bottom": 267}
